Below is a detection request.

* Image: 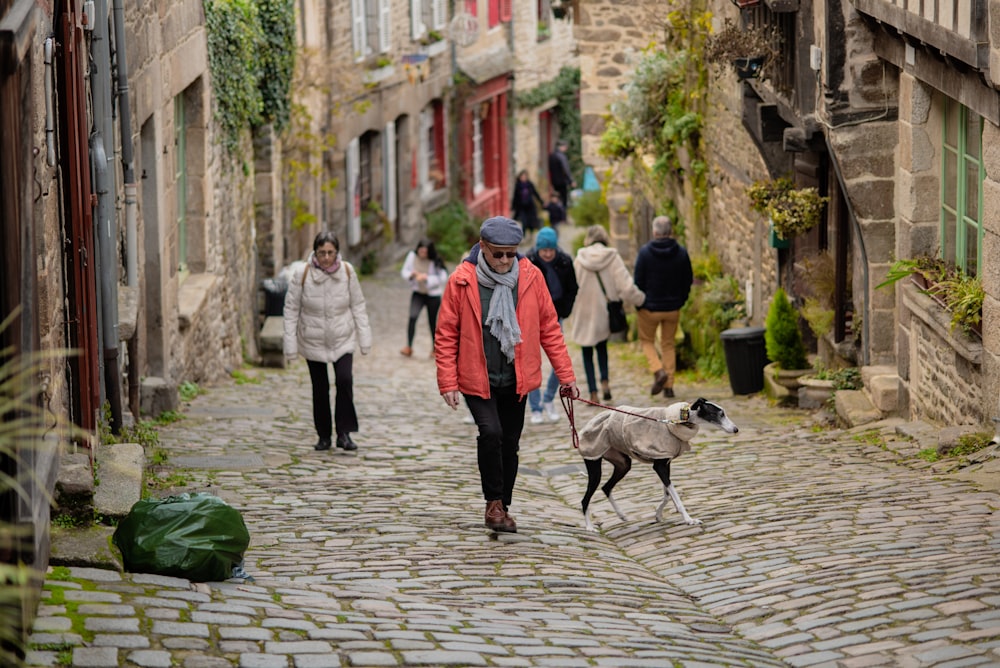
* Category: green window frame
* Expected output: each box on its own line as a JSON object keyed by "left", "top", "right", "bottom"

{"left": 174, "top": 94, "right": 188, "bottom": 276}
{"left": 940, "top": 97, "right": 984, "bottom": 275}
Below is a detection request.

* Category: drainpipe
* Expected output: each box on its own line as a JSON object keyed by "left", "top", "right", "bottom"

{"left": 112, "top": 0, "right": 136, "bottom": 288}
{"left": 44, "top": 37, "right": 56, "bottom": 167}
{"left": 824, "top": 132, "right": 870, "bottom": 366}
{"left": 90, "top": 0, "right": 124, "bottom": 433}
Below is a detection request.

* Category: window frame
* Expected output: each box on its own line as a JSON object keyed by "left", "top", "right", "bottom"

{"left": 940, "top": 98, "right": 985, "bottom": 275}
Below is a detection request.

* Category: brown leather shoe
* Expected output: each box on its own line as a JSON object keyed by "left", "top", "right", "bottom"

{"left": 400, "top": 346, "right": 413, "bottom": 357}
{"left": 650, "top": 369, "right": 668, "bottom": 395}
{"left": 485, "top": 500, "right": 516, "bottom": 532}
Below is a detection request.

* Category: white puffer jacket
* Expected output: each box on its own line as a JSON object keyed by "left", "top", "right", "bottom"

{"left": 282, "top": 255, "right": 372, "bottom": 363}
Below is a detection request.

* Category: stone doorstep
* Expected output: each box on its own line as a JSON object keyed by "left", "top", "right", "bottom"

{"left": 834, "top": 389, "right": 883, "bottom": 428}
{"left": 867, "top": 374, "right": 900, "bottom": 413}
{"left": 93, "top": 443, "right": 144, "bottom": 519}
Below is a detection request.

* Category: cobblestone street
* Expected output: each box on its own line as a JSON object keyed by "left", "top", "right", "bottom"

{"left": 28, "top": 263, "right": 1000, "bottom": 668}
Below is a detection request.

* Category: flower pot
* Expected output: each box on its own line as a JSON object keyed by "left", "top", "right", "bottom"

{"left": 797, "top": 376, "right": 836, "bottom": 409}
{"left": 772, "top": 366, "right": 811, "bottom": 391}
{"left": 768, "top": 223, "right": 790, "bottom": 249}
{"left": 552, "top": 5, "right": 568, "bottom": 18}
{"left": 733, "top": 56, "right": 765, "bottom": 80}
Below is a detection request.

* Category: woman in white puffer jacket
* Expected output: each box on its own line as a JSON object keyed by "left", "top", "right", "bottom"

{"left": 283, "top": 232, "right": 372, "bottom": 452}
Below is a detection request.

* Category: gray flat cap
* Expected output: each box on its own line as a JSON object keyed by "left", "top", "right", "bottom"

{"left": 480, "top": 216, "right": 523, "bottom": 246}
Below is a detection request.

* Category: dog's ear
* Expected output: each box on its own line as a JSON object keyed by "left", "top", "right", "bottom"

{"left": 691, "top": 398, "right": 706, "bottom": 410}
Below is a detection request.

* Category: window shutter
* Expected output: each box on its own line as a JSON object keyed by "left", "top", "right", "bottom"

{"left": 378, "top": 0, "right": 392, "bottom": 52}
{"left": 418, "top": 108, "right": 431, "bottom": 195}
{"left": 410, "top": 0, "right": 424, "bottom": 38}
{"left": 347, "top": 138, "right": 361, "bottom": 246}
{"left": 352, "top": 0, "right": 367, "bottom": 59}
{"left": 499, "top": 0, "right": 511, "bottom": 22}
{"left": 432, "top": 0, "right": 446, "bottom": 29}
{"left": 434, "top": 100, "right": 447, "bottom": 187}
{"left": 465, "top": 0, "right": 477, "bottom": 17}
{"left": 383, "top": 122, "right": 397, "bottom": 224}
{"left": 488, "top": 0, "right": 498, "bottom": 27}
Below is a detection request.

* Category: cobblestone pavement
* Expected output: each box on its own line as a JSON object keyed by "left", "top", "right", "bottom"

{"left": 28, "top": 260, "right": 1000, "bottom": 668}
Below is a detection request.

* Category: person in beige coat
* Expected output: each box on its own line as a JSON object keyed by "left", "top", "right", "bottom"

{"left": 283, "top": 232, "right": 372, "bottom": 452}
{"left": 568, "top": 226, "right": 645, "bottom": 403}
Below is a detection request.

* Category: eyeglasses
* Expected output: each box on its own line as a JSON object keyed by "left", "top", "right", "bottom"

{"left": 482, "top": 242, "right": 517, "bottom": 259}
{"left": 316, "top": 250, "right": 337, "bottom": 257}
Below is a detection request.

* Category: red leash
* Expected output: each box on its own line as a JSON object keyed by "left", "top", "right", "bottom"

{"left": 558, "top": 388, "right": 682, "bottom": 449}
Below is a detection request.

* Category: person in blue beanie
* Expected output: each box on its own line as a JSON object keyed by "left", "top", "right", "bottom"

{"left": 527, "top": 227, "right": 578, "bottom": 423}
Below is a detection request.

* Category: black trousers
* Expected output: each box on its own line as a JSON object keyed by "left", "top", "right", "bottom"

{"left": 406, "top": 292, "right": 441, "bottom": 347}
{"left": 307, "top": 355, "right": 358, "bottom": 439}
{"left": 464, "top": 386, "right": 526, "bottom": 508}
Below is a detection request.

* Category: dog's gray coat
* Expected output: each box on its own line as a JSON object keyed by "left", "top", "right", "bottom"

{"left": 578, "top": 403, "right": 699, "bottom": 463}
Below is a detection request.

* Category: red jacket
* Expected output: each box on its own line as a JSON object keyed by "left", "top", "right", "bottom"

{"left": 435, "top": 249, "right": 576, "bottom": 399}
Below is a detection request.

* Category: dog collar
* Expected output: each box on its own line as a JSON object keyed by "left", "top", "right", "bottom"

{"left": 659, "top": 403, "right": 692, "bottom": 426}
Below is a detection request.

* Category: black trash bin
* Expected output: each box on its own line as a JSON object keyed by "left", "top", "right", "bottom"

{"left": 721, "top": 326, "right": 769, "bottom": 395}
{"left": 261, "top": 278, "right": 288, "bottom": 317}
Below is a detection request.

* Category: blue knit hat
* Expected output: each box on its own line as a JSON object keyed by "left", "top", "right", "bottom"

{"left": 536, "top": 227, "right": 558, "bottom": 249}
{"left": 480, "top": 216, "right": 523, "bottom": 246}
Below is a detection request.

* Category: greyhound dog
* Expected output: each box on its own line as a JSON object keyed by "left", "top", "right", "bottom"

{"left": 577, "top": 398, "right": 738, "bottom": 531}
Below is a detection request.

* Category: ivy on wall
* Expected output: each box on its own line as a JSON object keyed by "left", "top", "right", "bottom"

{"left": 596, "top": 8, "right": 711, "bottom": 240}
{"left": 256, "top": 0, "right": 296, "bottom": 132}
{"left": 204, "top": 0, "right": 296, "bottom": 156}
{"left": 515, "top": 66, "right": 583, "bottom": 182}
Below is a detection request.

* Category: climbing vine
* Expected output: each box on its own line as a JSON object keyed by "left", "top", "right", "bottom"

{"left": 256, "top": 0, "right": 296, "bottom": 132}
{"left": 515, "top": 66, "right": 583, "bottom": 182}
{"left": 596, "top": 7, "right": 711, "bottom": 241}
{"left": 204, "top": 0, "right": 296, "bottom": 156}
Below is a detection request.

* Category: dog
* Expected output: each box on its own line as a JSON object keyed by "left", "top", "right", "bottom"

{"left": 578, "top": 398, "right": 738, "bottom": 531}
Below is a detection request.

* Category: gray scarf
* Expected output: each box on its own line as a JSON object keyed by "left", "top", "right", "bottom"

{"left": 476, "top": 255, "right": 521, "bottom": 362}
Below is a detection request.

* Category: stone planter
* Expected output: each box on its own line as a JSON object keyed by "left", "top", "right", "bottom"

{"left": 766, "top": 362, "right": 811, "bottom": 391}
{"left": 364, "top": 64, "right": 395, "bottom": 84}
{"left": 797, "top": 376, "right": 835, "bottom": 409}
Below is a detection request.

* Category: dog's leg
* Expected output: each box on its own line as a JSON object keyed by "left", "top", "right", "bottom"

{"left": 652, "top": 459, "right": 701, "bottom": 525}
{"left": 582, "top": 459, "right": 603, "bottom": 532}
{"left": 601, "top": 450, "right": 631, "bottom": 522}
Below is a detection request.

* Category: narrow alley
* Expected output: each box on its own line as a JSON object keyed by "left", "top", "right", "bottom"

{"left": 27, "top": 260, "right": 1000, "bottom": 668}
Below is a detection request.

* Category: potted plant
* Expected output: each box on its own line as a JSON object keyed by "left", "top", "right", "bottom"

{"left": 938, "top": 272, "right": 985, "bottom": 338}
{"left": 765, "top": 287, "right": 811, "bottom": 390}
{"left": 876, "top": 254, "right": 949, "bottom": 290}
{"left": 705, "top": 19, "right": 780, "bottom": 80}
{"left": 746, "top": 177, "right": 827, "bottom": 243}
{"left": 551, "top": 1, "right": 569, "bottom": 19}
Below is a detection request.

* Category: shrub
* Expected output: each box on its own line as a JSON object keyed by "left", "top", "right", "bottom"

{"left": 426, "top": 201, "right": 480, "bottom": 263}
{"left": 569, "top": 190, "right": 608, "bottom": 230}
{"left": 765, "top": 287, "right": 808, "bottom": 370}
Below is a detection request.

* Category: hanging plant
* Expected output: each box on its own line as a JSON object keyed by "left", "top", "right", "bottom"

{"left": 705, "top": 18, "right": 780, "bottom": 79}
{"left": 746, "top": 177, "right": 827, "bottom": 240}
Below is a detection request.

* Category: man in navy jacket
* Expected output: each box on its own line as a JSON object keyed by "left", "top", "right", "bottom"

{"left": 634, "top": 216, "right": 693, "bottom": 398}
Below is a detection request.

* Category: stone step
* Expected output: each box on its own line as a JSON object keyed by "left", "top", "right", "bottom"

{"left": 259, "top": 315, "right": 286, "bottom": 368}
{"left": 834, "top": 389, "right": 883, "bottom": 427}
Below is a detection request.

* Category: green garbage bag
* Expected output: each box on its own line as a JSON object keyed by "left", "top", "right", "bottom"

{"left": 112, "top": 493, "right": 250, "bottom": 582}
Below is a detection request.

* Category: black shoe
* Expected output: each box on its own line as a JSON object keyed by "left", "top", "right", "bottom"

{"left": 662, "top": 387, "right": 675, "bottom": 398}
{"left": 315, "top": 437, "right": 332, "bottom": 451}
{"left": 336, "top": 433, "right": 358, "bottom": 451}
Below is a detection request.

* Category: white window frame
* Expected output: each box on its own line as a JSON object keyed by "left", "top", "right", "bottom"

{"left": 378, "top": 0, "right": 392, "bottom": 53}
{"left": 347, "top": 138, "right": 361, "bottom": 246}
{"left": 352, "top": 0, "right": 367, "bottom": 60}
{"left": 472, "top": 110, "right": 484, "bottom": 196}
{"left": 432, "top": 0, "right": 446, "bottom": 29}
{"left": 410, "top": 0, "right": 425, "bottom": 39}
{"left": 419, "top": 107, "right": 432, "bottom": 196}
{"left": 383, "top": 122, "right": 397, "bottom": 223}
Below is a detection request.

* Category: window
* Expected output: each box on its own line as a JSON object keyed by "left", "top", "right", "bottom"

{"left": 352, "top": 0, "right": 367, "bottom": 60}
{"left": 941, "top": 98, "right": 984, "bottom": 275}
{"left": 359, "top": 134, "right": 373, "bottom": 209}
{"left": 465, "top": 0, "right": 477, "bottom": 17}
{"left": 174, "top": 94, "right": 187, "bottom": 275}
{"left": 377, "top": 0, "right": 391, "bottom": 53}
{"left": 472, "top": 109, "right": 484, "bottom": 195}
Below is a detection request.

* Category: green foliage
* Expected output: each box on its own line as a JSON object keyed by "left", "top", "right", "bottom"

{"left": 426, "top": 200, "right": 480, "bottom": 262}
{"left": 568, "top": 190, "right": 609, "bottom": 230}
{"left": 231, "top": 368, "right": 262, "bottom": 385}
{"left": 937, "top": 272, "right": 985, "bottom": 337}
{"left": 765, "top": 287, "right": 808, "bottom": 370}
{"left": 813, "top": 365, "right": 862, "bottom": 390}
{"left": 100, "top": 403, "right": 160, "bottom": 450}
{"left": 178, "top": 381, "right": 202, "bottom": 402}
{"left": 515, "top": 67, "right": 582, "bottom": 180}
{"left": 284, "top": 93, "right": 338, "bottom": 229}
{"left": 678, "top": 266, "right": 746, "bottom": 378}
{"left": 255, "top": 0, "right": 296, "bottom": 131}
{"left": 951, "top": 431, "right": 994, "bottom": 457}
{"left": 747, "top": 178, "right": 827, "bottom": 239}
{"left": 153, "top": 410, "right": 185, "bottom": 426}
{"left": 205, "top": 0, "right": 264, "bottom": 155}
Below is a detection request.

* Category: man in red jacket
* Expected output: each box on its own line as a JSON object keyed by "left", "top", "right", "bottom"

{"left": 435, "top": 216, "right": 579, "bottom": 533}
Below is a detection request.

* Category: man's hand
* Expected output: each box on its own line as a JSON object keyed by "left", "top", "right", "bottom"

{"left": 559, "top": 382, "right": 580, "bottom": 399}
{"left": 442, "top": 390, "right": 461, "bottom": 409}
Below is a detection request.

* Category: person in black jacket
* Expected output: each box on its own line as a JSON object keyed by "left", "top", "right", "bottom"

{"left": 547, "top": 140, "right": 575, "bottom": 211}
{"left": 510, "top": 170, "right": 545, "bottom": 242}
{"left": 634, "top": 216, "right": 693, "bottom": 399}
{"left": 527, "top": 227, "right": 579, "bottom": 423}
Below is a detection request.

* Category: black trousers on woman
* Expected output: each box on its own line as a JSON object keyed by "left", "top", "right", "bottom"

{"left": 307, "top": 355, "right": 358, "bottom": 439}
{"left": 463, "top": 386, "right": 526, "bottom": 509}
{"left": 407, "top": 292, "right": 441, "bottom": 348}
